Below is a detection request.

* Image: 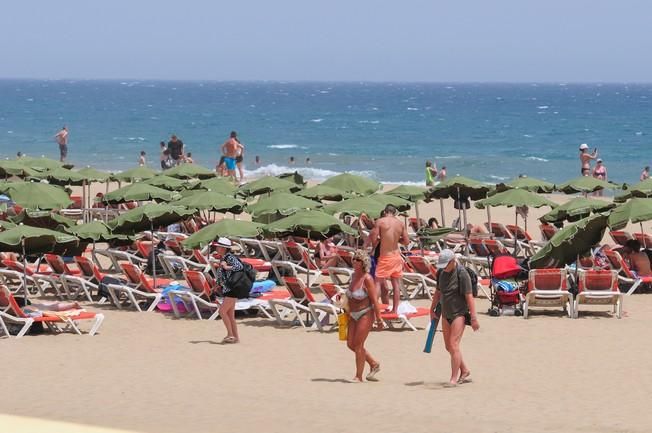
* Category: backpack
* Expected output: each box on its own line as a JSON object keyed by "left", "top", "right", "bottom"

{"left": 436, "top": 265, "right": 478, "bottom": 298}
{"left": 226, "top": 258, "right": 257, "bottom": 294}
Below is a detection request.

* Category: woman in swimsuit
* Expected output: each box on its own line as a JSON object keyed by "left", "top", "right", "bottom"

{"left": 592, "top": 159, "right": 607, "bottom": 197}
{"left": 346, "top": 250, "right": 384, "bottom": 383}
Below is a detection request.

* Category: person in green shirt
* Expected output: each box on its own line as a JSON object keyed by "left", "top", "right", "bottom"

{"left": 425, "top": 160, "right": 438, "bottom": 186}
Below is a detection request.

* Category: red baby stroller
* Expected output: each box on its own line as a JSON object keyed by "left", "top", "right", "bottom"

{"left": 488, "top": 255, "right": 525, "bottom": 316}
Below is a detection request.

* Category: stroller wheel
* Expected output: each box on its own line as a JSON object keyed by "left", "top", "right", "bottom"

{"left": 514, "top": 308, "right": 523, "bottom": 317}
{"left": 489, "top": 308, "right": 500, "bottom": 317}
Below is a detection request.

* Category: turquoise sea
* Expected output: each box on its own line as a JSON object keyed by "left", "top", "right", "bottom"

{"left": 1, "top": 80, "right": 651, "bottom": 184}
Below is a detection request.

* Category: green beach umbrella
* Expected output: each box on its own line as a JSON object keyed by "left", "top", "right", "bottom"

{"left": 607, "top": 198, "right": 652, "bottom": 231}
{"left": 278, "top": 171, "right": 306, "bottom": 186}
{"left": 77, "top": 167, "right": 112, "bottom": 183}
{"left": 386, "top": 185, "right": 429, "bottom": 202}
{"left": 42, "top": 167, "right": 87, "bottom": 186}
{"left": 529, "top": 214, "right": 608, "bottom": 269}
{"left": 321, "top": 173, "right": 381, "bottom": 196}
{"left": 102, "top": 183, "right": 180, "bottom": 204}
{"left": 296, "top": 185, "right": 352, "bottom": 202}
{"left": 65, "top": 221, "right": 132, "bottom": 244}
{"left": 172, "top": 190, "right": 245, "bottom": 214}
{"left": 108, "top": 203, "right": 194, "bottom": 234}
{"left": 416, "top": 226, "right": 456, "bottom": 247}
{"left": 495, "top": 176, "right": 555, "bottom": 193}
{"left": 264, "top": 209, "right": 357, "bottom": 240}
{"left": 238, "top": 176, "right": 302, "bottom": 197}
{"left": 182, "top": 219, "right": 266, "bottom": 249}
{"left": 10, "top": 209, "right": 75, "bottom": 230}
{"left": 475, "top": 189, "right": 557, "bottom": 210}
{"left": 195, "top": 177, "right": 238, "bottom": 196}
{"left": 614, "top": 178, "right": 652, "bottom": 203}
{"left": 112, "top": 166, "right": 158, "bottom": 182}
{"left": 540, "top": 197, "right": 615, "bottom": 224}
{"left": 20, "top": 156, "right": 65, "bottom": 172}
{"left": 164, "top": 163, "right": 216, "bottom": 180}
{"left": 323, "top": 194, "right": 411, "bottom": 219}
{"left": 0, "top": 220, "right": 17, "bottom": 230}
{"left": 144, "top": 175, "right": 195, "bottom": 191}
{"left": 246, "top": 192, "right": 322, "bottom": 221}
{"left": 0, "top": 160, "right": 37, "bottom": 178}
{"left": 428, "top": 175, "right": 493, "bottom": 201}
{"left": 557, "top": 176, "right": 622, "bottom": 194}
{"left": 4, "top": 182, "right": 73, "bottom": 210}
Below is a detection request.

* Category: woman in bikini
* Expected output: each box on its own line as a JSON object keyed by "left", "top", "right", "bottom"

{"left": 592, "top": 158, "right": 607, "bottom": 197}
{"left": 346, "top": 250, "right": 384, "bottom": 383}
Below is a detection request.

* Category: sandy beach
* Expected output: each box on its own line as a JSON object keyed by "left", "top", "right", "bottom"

{"left": 2, "top": 180, "right": 651, "bottom": 433}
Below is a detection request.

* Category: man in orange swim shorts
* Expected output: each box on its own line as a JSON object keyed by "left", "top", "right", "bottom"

{"left": 369, "top": 205, "right": 409, "bottom": 314}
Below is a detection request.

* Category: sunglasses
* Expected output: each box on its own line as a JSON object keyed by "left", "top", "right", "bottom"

{"left": 353, "top": 258, "right": 362, "bottom": 262}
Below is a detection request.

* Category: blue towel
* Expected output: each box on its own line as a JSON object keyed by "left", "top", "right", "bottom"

{"left": 492, "top": 279, "right": 518, "bottom": 292}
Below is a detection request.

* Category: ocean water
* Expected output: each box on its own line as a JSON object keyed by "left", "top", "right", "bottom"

{"left": 1, "top": 80, "right": 651, "bottom": 184}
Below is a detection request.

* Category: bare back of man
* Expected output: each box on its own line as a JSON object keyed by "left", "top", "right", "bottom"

{"left": 369, "top": 206, "right": 409, "bottom": 314}
{"left": 221, "top": 137, "right": 241, "bottom": 179}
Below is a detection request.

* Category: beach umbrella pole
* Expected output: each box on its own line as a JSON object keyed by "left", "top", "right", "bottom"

{"left": 439, "top": 198, "right": 446, "bottom": 227}
{"left": 641, "top": 223, "right": 646, "bottom": 249}
{"left": 151, "top": 221, "right": 156, "bottom": 291}
{"left": 22, "top": 239, "right": 28, "bottom": 302}
{"left": 82, "top": 180, "right": 87, "bottom": 223}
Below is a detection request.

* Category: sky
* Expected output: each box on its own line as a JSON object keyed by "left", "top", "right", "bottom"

{"left": 1, "top": 0, "right": 651, "bottom": 82}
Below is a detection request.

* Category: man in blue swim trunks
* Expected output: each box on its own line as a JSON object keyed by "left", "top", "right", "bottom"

{"left": 221, "top": 131, "right": 243, "bottom": 180}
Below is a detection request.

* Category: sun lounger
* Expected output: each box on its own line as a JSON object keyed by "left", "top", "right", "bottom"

{"left": 327, "top": 267, "right": 353, "bottom": 286}
{"left": 524, "top": 268, "right": 573, "bottom": 319}
{"left": 604, "top": 249, "right": 652, "bottom": 295}
{"left": 539, "top": 223, "right": 558, "bottom": 241}
{"left": 379, "top": 306, "right": 430, "bottom": 331}
{"left": 633, "top": 232, "right": 652, "bottom": 249}
{"left": 0, "top": 285, "right": 104, "bottom": 338}
{"left": 609, "top": 230, "right": 633, "bottom": 247}
{"left": 1, "top": 259, "right": 61, "bottom": 298}
{"left": 309, "top": 282, "right": 344, "bottom": 331}
{"left": 401, "top": 272, "right": 436, "bottom": 300}
{"left": 268, "top": 276, "right": 316, "bottom": 328}
{"left": 575, "top": 270, "right": 623, "bottom": 318}
{"left": 271, "top": 260, "right": 322, "bottom": 287}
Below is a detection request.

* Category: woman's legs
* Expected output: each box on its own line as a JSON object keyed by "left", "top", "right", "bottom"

{"left": 346, "top": 313, "right": 377, "bottom": 381}
{"left": 221, "top": 297, "right": 236, "bottom": 340}
{"left": 442, "top": 316, "right": 468, "bottom": 385}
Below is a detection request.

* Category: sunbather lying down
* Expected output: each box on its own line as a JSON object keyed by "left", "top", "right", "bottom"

{"left": 27, "top": 301, "right": 81, "bottom": 312}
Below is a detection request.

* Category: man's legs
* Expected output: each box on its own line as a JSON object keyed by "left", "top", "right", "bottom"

{"left": 442, "top": 315, "right": 468, "bottom": 385}
{"left": 389, "top": 277, "right": 402, "bottom": 314}
{"left": 376, "top": 277, "right": 389, "bottom": 305}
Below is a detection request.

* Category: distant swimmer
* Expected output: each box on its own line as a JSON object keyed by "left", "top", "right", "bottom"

{"left": 289, "top": 156, "right": 295, "bottom": 165}
{"left": 185, "top": 152, "right": 194, "bottom": 164}
{"left": 641, "top": 166, "right": 650, "bottom": 181}
{"left": 579, "top": 143, "right": 598, "bottom": 176}
{"left": 306, "top": 157, "right": 311, "bottom": 165}
{"left": 54, "top": 126, "right": 68, "bottom": 162}
{"left": 221, "top": 131, "right": 243, "bottom": 181}
{"left": 425, "top": 160, "right": 438, "bottom": 186}
{"left": 159, "top": 141, "right": 168, "bottom": 169}
{"left": 138, "top": 150, "right": 146, "bottom": 166}
{"left": 437, "top": 165, "right": 447, "bottom": 182}
{"left": 255, "top": 155, "right": 261, "bottom": 166}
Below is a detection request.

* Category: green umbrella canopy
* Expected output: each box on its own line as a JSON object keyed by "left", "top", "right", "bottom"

{"left": 296, "top": 184, "right": 352, "bottom": 202}
{"left": 427, "top": 175, "right": 493, "bottom": 201}
{"left": 475, "top": 189, "right": 557, "bottom": 210}
{"left": 108, "top": 203, "right": 195, "bottom": 234}
{"left": 65, "top": 221, "right": 132, "bottom": 243}
{"left": 10, "top": 209, "right": 75, "bottom": 230}
{"left": 172, "top": 190, "right": 245, "bottom": 214}
{"left": 195, "top": 177, "right": 238, "bottom": 196}
{"left": 238, "top": 176, "right": 302, "bottom": 197}
{"left": 264, "top": 210, "right": 357, "bottom": 240}
{"left": 102, "top": 183, "right": 180, "bottom": 204}
{"left": 529, "top": 214, "right": 608, "bottom": 269}
{"left": 557, "top": 176, "right": 622, "bottom": 194}
{"left": 386, "top": 185, "right": 429, "bottom": 202}
{"left": 112, "top": 166, "right": 158, "bottom": 182}
{"left": 495, "top": 176, "right": 555, "bottom": 193}
{"left": 19, "top": 156, "right": 65, "bottom": 172}
{"left": 182, "top": 219, "right": 266, "bottom": 249}
{"left": 164, "top": 163, "right": 216, "bottom": 180}
{"left": 0, "top": 224, "right": 79, "bottom": 254}
{"left": 614, "top": 178, "right": 652, "bottom": 203}
{"left": 278, "top": 171, "right": 306, "bottom": 186}
{"left": 607, "top": 198, "right": 652, "bottom": 230}
{"left": 144, "top": 175, "right": 196, "bottom": 191}
{"left": 540, "top": 197, "right": 615, "bottom": 224}
{"left": 0, "top": 160, "right": 37, "bottom": 178}
{"left": 323, "top": 194, "right": 411, "bottom": 219}
{"left": 246, "top": 192, "right": 322, "bottom": 219}
{"left": 321, "top": 173, "right": 381, "bottom": 196}
{"left": 416, "top": 226, "right": 456, "bottom": 246}
{"left": 77, "top": 167, "right": 112, "bottom": 183}
{"left": 3, "top": 182, "right": 73, "bottom": 210}
{"left": 42, "top": 167, "right": 87, "bottom": 186}
{"left": 0, "top": 220, "right": 17, "bottom": 230}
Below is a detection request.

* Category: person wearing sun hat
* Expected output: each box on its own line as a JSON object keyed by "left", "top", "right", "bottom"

{"left": 215, "top": 237, "right": 246, "bottom": 344}
{"left": 579, "top": 143, "right": 598, "bottom": 176}
{"left": 429, "top": 249, "right": 479, "bottom": 387}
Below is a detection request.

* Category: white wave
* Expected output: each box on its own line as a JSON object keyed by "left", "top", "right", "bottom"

{"left": 244, "top": 164, "right": 340, "bottom": 181}
{"left": 267, "top": 144, "right": 299, "bottom": 149}
{"left": 537, "top": 105, "right": 549, "bottom": 109}
{"left": 434, "top": 155, "right": 461, "bottom": 160}
{"left": 406, "top": 107, "right": 420, "bottom": 111}
{"left": 636, "top": 131, "right": 644, "bottom": 136}
{"left": 523, "top": 134, "right": 533, "bottom": 138}
{"left": 310, "top": 118, "right": 323, "bottom": 123}
{"left": 489, "top": 175, "right": 509, "bottom": 181}
{"left": 7, "top": 131, "right": 13, "bottom": 134}
{"left": 328, "top": 153, "right": 338, "bottom": 156}
{"left": 358, "top": 120, "right": 381, "bottom": 124}
{"left": 525, "top": 156, "right": 549, "bottom": 162}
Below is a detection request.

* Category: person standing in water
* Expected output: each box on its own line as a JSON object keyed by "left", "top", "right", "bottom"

{"left": 221, "top": 131, "right": 243, "bottom": 180}
{"left": 592, "top": 158, "right": 608, "bottom": 197}
{"left": 54, "top": 126, "right": 69, "bottom": 162}
{"left": 579, "top": 143, "right": 598, "bottom": 176}
{"left": 641, "top": 166, "right": 650, "bottom": 181}
{"left": 138, "top": 151, "right": 146, "bottom": 166}
{"left": 437, "top": 165, "right": 447, "bottom": 182}
{"left": 425, "top": 160, "right": 438, "bottom": 186}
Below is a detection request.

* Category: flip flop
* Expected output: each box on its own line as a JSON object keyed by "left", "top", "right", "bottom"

{"left": 366, "top": 364, "right": 381, "bottom": 382}
{"left": 443, "top": 382, "right": 457, "bottom": 388}
{"left": 222, "top": 336, "right": 238, "bottom": 344}
{"left": 457, "top": 372, "right": 472, "bottom": 384}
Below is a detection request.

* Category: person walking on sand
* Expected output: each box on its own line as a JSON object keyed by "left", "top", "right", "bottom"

{"left": 579, "top": 143, "right": 598, "bottom": 176}
{"left": 368, "top": 205, "right": 409, "bottom": 314}
{"left": 221, "top": 131, "right": 243, "bottom": 181}
{"left": 425, "top": 160, "right": 438, "bottom": 186}
{"left": 429, "top": 249, "right": 479, "bottom": 387}
{"left": 345, "top": 250, "right": 384, "bottom": 383}
{"left": 215, "top": 238, "right": 248, "bottom": 343}
{"left": 641, "top": 166, "right": 650, "bottom": 181}
{"left": 54, "top": 126, "right": 69, "bottom": 162}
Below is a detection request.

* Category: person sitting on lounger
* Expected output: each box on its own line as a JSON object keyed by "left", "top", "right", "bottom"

{"left": 622, "top": 239, "right": 652, "bottom": 277}
{"left": 345, "top": 250, "right": 384, "bottom": 383}
{"left": 315, "top": 238, "right": 339, "bottom": 269}
{"left": 427, "top": 217, "right": 440, "bottom": 229}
